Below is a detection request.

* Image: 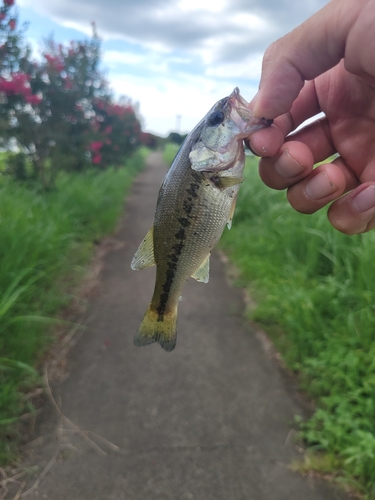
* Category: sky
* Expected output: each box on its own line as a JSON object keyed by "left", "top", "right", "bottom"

{"left": 16, "top": 0, "right": 329, "bottom": 137}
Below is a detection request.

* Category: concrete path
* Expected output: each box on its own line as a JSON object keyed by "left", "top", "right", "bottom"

{"left": 20, "top": 152, "right": 348, "bottom": 499}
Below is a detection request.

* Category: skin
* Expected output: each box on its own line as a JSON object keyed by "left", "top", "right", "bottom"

{"left": 247, "top": 0, "right": 375, "bottom": 234}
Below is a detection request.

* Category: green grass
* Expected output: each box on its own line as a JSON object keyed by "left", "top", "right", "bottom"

{"left": 0, "top": 151, "right": 10, "bottom": 172}
{"left": 163, "top": 142, "right": 180, "bottom": 166}
{"left": 220, "top": 155, "right": 375, "bottom": 499}
{"left": 0, "top": 149, "right": 147, "bottom": 462}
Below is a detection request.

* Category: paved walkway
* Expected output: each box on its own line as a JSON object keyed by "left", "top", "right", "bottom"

{"left": 19, "top": 152, "right": 348, "bottom": 499}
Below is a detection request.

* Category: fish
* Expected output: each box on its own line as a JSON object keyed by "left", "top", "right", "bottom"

{"left": 131, "top": 88, "right": 272, "bottom": 352}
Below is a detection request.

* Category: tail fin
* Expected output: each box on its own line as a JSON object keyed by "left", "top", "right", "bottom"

{"left": 134, "top": 304, "right": 177, "bottom": 352}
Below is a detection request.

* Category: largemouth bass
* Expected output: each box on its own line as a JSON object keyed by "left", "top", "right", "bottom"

{"left": 131, "top": 88, "right": 272, "bottom": 352}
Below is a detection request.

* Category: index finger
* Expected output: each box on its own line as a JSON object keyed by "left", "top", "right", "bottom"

{"left": 252, "top": 0, "right": 364, "bottom": 119}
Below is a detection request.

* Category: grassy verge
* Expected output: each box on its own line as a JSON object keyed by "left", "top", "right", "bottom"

{"left": 0, "top": 148, "right": 147, "bottom": 462}
{"left": 163, "top": 142, "right": 179, "bottom": 166}
{"left": 220, "top": 156, "right": 375, "bottom": 499}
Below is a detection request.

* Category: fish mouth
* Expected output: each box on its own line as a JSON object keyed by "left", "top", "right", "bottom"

{"left": 229, "top": 87, "right": 273, "bottom": 128}
{"left": 229, "top": 87, "right": 247, "bottom": 107}
{"left": 229, "top": 87, "right": 251, "bottom": 121}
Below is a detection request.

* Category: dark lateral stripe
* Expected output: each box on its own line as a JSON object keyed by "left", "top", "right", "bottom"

{"left": 156, "top": 173, "right": 202, "bottom": 320}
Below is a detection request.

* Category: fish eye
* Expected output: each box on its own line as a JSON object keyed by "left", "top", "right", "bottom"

{"left": 208, "top": 110, "right": 224, "bottom": 126}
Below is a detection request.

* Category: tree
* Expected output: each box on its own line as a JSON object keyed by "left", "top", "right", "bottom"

{"left": 29, "top": 35, "right": 107, "bottom": 182}
{"left": 167, "top": 132, "right": 187, "bottom": 146}
{"left": 0, "top": 0, "right": 38, "bottom": 143}
{"left": 7, "top": 33, "right": 109, "bottom": 186}
{"left": 90, "top": 96, "right": 141, "bottom": 168}
{"left": 0, "top": 9, "right": 143, "bottom": 186}
{"left": 140, "top": 132, "right": 160, "bottom": 149}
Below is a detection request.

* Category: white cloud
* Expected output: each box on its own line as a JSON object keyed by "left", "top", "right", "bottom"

{"left": 102, "top": 50, "right": 182, "bottom": 77}
{"left": 205, "top": 53, "right": 263, "bottom": 80}
{"left": 110, "top": 71, "right": 258, "bottom": 137}
{"left": 17, "top": 0, "right": 330, "bottom": 135}
{"left": 18, "top": 0, "right": 329, "bottom": 57}
{"left": 58, "top": 20, "right": 93, "bottom": 36}
{"left": 229, "top": 12, "right": 269, "bottom": 31}
{"left": 178, "top": 0, "right": 226, "bottom": 13}
{"left": 103, "top": 51, "right": 146, "bottom": 66}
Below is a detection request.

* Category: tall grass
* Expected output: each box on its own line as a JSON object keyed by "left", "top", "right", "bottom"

{"left": 0, "top": 149, "right": 147, "bottom": 462}
{"left": 220, "top": 156, "right": 375, "bottom": 498}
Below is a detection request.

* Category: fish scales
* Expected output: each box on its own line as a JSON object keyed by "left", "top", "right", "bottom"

{"left": 153, "top": 157, "right": 237, "bottom": 320}
{"left": 131, "top": 88, "right": 272, "bottom": 352}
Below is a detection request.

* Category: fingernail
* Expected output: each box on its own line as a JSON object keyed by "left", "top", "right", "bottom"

{"left": 352, "top": 186, "right": 375, "bottom": 212}
{"left": 244, "top": 139, "right": 259, "bottom": 156}
{"left": 305, "top": 171, "right": 336, "bottom": 200}
{"left": 275, "top": 150, "right": 305, "bottom": 178}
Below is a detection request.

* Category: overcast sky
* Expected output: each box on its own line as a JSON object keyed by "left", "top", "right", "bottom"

{"left": 17, "top": 0, "right": 329, "bottom": 137}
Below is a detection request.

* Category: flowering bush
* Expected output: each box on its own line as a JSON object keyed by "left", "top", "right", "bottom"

{"left": 90, "top": 98, "right": 141, "bottom": 166}
{"left": 0, "top": 72, "right": 41, "bottom": 103}
{"left": 0, "top": 3, "right": 143, "bottom": 186}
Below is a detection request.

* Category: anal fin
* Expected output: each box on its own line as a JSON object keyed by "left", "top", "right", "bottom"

{"left": 191, "top": 253, "right": 210, "bottom": 283}
{"left": 131, "top": 226, "right": 155, "bottom": 270}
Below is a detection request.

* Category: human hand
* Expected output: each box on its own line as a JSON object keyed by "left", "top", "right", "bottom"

{"left": 248, "top": 0, "right": 375, "bottom": 234}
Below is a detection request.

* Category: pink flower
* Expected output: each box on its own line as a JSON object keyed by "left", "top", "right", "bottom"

{"left": 25, "top": 94, "right": 42, "bottom": 105}
{"left": 44, "top": 54, "right": 65, "bottom": 72}
{"left": 0, "top": 73, "right": 43, "bottom": 107}
{"left": 0, "top": 72, "right": 31, "bottom": 96}
{"left": 63, "top": 79, "right": 73, "bottom": 90}
{"left": 89, "top": 141, "right": 103, "bottom": 153}
{"left": 0, "top": 13, "right": 6, "bottom": 21}
{"left": 95, "top": 99, "right": 104, "bottom": 110}
{"left": 3, "top": 0, "right": 14, "bottom": 6}
{"left": 92, "top": 153, "right": 102, "bottom": 164}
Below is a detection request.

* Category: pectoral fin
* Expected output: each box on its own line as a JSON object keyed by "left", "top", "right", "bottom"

{"left": 227, "top": 194, "right": 238, "bottom": 230}
{"left": 216, "top": 176, "right": 243, "bottom": 189}
{"left": 131, "top": 226, "right": 155, "bottom": 270}
{"left": 191, "top": 253, "right": 210, "bottom": 283}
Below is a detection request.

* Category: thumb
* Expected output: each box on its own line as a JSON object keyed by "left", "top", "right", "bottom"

{"left": 252, "top": 0, "right": 363, "bottom": 119}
